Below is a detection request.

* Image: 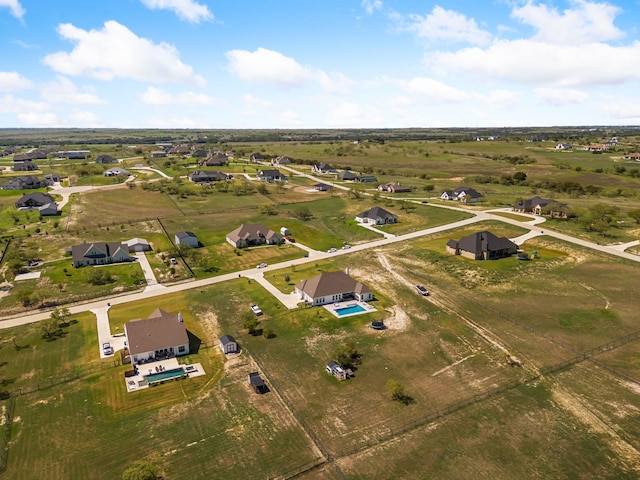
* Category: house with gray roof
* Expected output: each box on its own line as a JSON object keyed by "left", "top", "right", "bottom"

{"left": 295, "top": 271, "right": 373, "bottom": 306}
{"left": 15, "top": 192, "right": 55, "bottom": 208}
{"left": 95, "top": 155, "right": 118, "bottom": 164}
{"left": 125, "top": 309, "right": 190, "bottom": 365}
{"left": 312, "top": 163, "right": 337, "bottom": 174}
{"left": 514, "top": 196, "right": 565, "bottom": 216}
{"left": 189, "top": 170, "right": 228, "bottom": 183}
{"left": 219, "top": 335, "right": 238, "bottom": 354}
{"left": 1, "top": 175, "right": 48, "bottom": 190}
{"left": 71, "top": 241, "right": 132, "bottom": 267}
{"left": 257, "top": 169, "right": 286, "bottom": 182}
{"left": 198, "top": 152, "right": 228, "bottom": 166}
{"left": 355, "top": 206, "right": 398, "bottom": 225}
{"left": 226, "top": 224, "right": 282, "bottom": 248}
{"left": 13, "top": 160, "right": 38, "bottom": 171}
{"left": 440, "top": 186, "right": 483, "bottom": 203}
{"left": 335, "top": 170, "right": 358, "bottom": 181}
{"left": 175, "top": 231, "right": 199, "bottom": 248}
{"left": 378, "top": 182, "right": 412, "bottom": 193}
{"left": 446, "top": 231, "right": 517, "bottom": 260}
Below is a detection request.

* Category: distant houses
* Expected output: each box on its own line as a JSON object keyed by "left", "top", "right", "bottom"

{"left": 1, "top": 175, "right": 49, "bottom": 190}
{"left": 312, "top": 163, "right": 337, "bottom": 174}
{"left": 378, "top": 182, "right": 411, "bottom": 193}
{"left": 226, "top": 224, "right": 282, "bottom": 248}
{"left": 295, "top": 271, "right": 373, "bottom": 306}
{"left": 198, "top": 152, "right": 228, "bottom": 167}
{"left": 446, "top": 231, "right": 517, "bottom": 260}
{"left": 15, "top": 192, "right": 59, "bottom": 216}
{"left": 257, "top": 169, "right": 286, "bottom": 182}
{"left": 514, "top": 196, "right": 566, "bottom": 216}
{"left": 95, "top": 155, "right": 118, "bottom": 164}
{"left": 71, "top": 241, "right": 132, "bottom": 267}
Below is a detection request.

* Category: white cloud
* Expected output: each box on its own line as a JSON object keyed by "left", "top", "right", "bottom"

{"left": 140, "top": 0, "right": 213, "bottom": 23}
{"left": 242, "top": 94, "right": 275, "bottom": 109}
{"left": 483, "top": 89, "right": 521, "bottom": 108}
{"left": 535, "top": 87, "right": 588, "bottom": 105}
{"left": 0, "top": 0, "right": 25, "bottom": 19}
{"left": 17, "top": 112, "right": 58, "bottom": 126}
{"left": 67, "top": 110, "right": 104, "bottom": 127}
{"left": 42, "top": 76, "right": 106, "bottom": 104}
{"left": 140, "top": 86, "right": 221, "bottom": 105}
{"left": 44, "top": 21, "right": 205, "bottom": 86}
{"left": 599, "top": 96, "right": 640, "bottom": 120}
{"left": 512, "top": 0, "right": 623, "bottom": 45}
{"left": 0, "top": 94, "right": 49, "bottom": 114}
{"left": 0, "top": 71, "right": 33, "bottom": 91}
{"left": 361, "top": 0, "right": 382, "bottom": 15}
{"left": 407, "top": 6, "right": 491, "bottom": 45}
{"left": 404, "top": 77, "right": 471, "bottom": 103}
{"left": 226, "top": 48, "right": 352, "bottom": 92}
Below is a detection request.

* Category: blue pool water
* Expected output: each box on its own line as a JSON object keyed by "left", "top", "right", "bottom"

{"left": 145, "top": 368, "right": 186, "bottom": 384}
{"left": 335, "top": 304, "right": 366, "bottom": 316}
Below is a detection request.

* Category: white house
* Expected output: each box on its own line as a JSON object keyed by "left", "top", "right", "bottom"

{"left": 219, "top": 335, "right": 238, "bottom": 354}
{"left": 295, "top": 271, "right": 373, "bottom": 306}
{"left": 71, "top": 241, "right": 132, "bottom": 267}
{"left": 125, "top": 309, "right": 190, "bottom": 365}
{"left": 355, "top": 206, "right": 398, "bottom": 225}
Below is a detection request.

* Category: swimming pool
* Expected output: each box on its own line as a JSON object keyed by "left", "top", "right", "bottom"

{"left": 145, "top": 368, "right": 186, "bottom": 384}
{"left": 335, "top": 304, "right": 366, "bottom": 316}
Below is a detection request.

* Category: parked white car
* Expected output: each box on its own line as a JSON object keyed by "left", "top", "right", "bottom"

{"left": 103, "top": 342, "right": 114, "bottom": 355}
{"left": 250, "top": 304, "right": 263, "bottom": 315}
{"left": 327, "top": 248, "right": 337, "bottom": 253}
{"left": 256, "top": 263, "right": 268, "bottom": 268}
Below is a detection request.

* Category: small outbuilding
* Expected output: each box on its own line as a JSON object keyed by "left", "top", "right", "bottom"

{"left": 219, "top": 335, "right": 238, "bottom": 354}
{"left": 248, "top": 372, "right": 267, "bottom": 394}
{"left": 326, "top": 361, "right": 347, "bottom": 381}
{"left": 126, "top": 238, "right": 152, "bottom": 252}
{"left": 175, "top": 231, "right": 199, "bottom": 248}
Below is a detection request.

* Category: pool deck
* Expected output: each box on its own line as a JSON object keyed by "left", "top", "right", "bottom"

{"left": 125, "top": 358, "right": 206, "bottom": 392}
{"left": 324, "top": 300, "right": 377, "bottom": 318}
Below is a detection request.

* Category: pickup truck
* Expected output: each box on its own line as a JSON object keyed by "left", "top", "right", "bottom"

{"left": 250, "top": 304, "right": 263, "bottom": 316}
{"left": 415, "top": 285, "right": 429, "bottom": 296}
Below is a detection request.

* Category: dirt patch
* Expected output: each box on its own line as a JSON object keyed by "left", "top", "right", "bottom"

{"left": 292, "top": 186, "right": 323, "bottom": 194}
{"left": 382, "top": 305, "right": 409, "bottom": 332}
{"left": 552, "top": 385, "right": 640, "bottom": 471}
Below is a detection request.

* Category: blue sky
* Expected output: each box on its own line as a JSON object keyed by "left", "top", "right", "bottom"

{"left": 1, "top": 0, "right": 640, "bottom": 129}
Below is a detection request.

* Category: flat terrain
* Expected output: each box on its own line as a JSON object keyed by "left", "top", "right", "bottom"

{"left": 1, "top": 130, "right": 640, "bottom": 479}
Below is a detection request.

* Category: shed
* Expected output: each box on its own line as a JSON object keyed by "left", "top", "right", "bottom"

{"left": 280, "top": 227, "right": 291, "bottom": 236}
{"left": 219, "top": 335, "right": 238, "bottom": 354}
{"left": 175, "top": 231, "right": 199, "bottom": 248}
{"left": 326, "top": 361, "right": 347, "bottom": 380}
{"left": 248, "top": 372, "right": 267, "bottom": 394}
{"left": 126, "top": 238, "right": 152, "bottom": 252}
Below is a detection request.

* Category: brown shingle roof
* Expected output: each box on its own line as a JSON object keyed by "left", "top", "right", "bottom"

{"left": 295, "top": 271, "right": 371, "bottom": 298}
{"left": 125, "top": 309, "right": 189, "bottom": 355}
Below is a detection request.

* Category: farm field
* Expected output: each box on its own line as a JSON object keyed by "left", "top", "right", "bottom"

{"left": 1, "top": 129, "right": 640, "bottom": 479}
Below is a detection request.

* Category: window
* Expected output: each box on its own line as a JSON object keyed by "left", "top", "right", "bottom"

{"left": 178, "top": 346, "right": 186, "bottom": 353}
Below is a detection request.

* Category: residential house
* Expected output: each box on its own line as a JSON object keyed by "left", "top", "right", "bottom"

{"left": 151, "top": 150, "right": 167, "bottom": 158}
{"left": 219, "top": 335, "right": 238, "bottom": 354}
{"left": 169, "top": 144, "right": 190, "bottom": 155}
{"left": 188, "top": 170, "right": 228, "bottom": 183}
{"left": 15, "top": 192, "right": 55, "bottom": 208}
{"left": 248, "top": 372, "right": 267, "bottom": 394}
{"left": 175, "top": 231, "right": 199, "bottom": 248}
{"left": 125, "top": 309, "right": 190, "bottom": 365}
{"left": 314, "top": 183, "right": 333, "bottom": 192}
{"left": 378, "top": 182, "right": 412, "bottom": 193}
{"left": 356, "top": 174, "right": 378, "bottom": 183}
{"left": 1, "top": 175, "right": 48, "bottom": 190}
{"left": 250, "top": 153, "right": 266, "bottom": 162}
{"left": 257, "top": 169, "right": 286, "bottom": 182}
{"left": 191, "top": 148, "right": 207, "bottom": 158}
{"left": 198, "top": 152, "right": 228, "bottom": 167}
{"left": 13, "top": 160, "right": 38, "bottom": 171}
{"left": 58, "top": 150, "right": 89, "bottom": 159}
{"left": 555, "top": 143, "right": 573, "bottom": 150}
{"left": 355, "top": 206, "right": 398, "bottom": 225}
{"left": 95, "top": 155, "right": 118, "bottom": 164}
{"left": 312, "top": 163, "right": 337, "bottom": 174}
{"left": 440, "top": 186, "right": 483, "bottom": 203}
{"left": 103, "top": 167, "right": 129, "bottom": 177}
{"left": 226, "top": 224, "right": 282, "bottom": 248}
{"left": 271, "top": 156, "right": 291, "bottom": 166}
{"left": 335, "top": 170, "right": 358, "bottom": 181}
{"left": 125, "top": 238, "right": 152, "bottom": 252}
{"left": 37, "top": 203, "right": 59, "bottom": 216}
{"left": 295, "top": 271, "right": 373, "bottom": 306}
{"left": 513, "top": 196, "right": 564, "bottom": 215}
{"left": 446, "top": 231, "right": 517, "bottom": 260}
{"left": 71, "top": 241, "right": 132, "bottom": 267}
{"left": 44, "top": 173, "right": 60, "bottom": 184}
{"left": 623, "top": 153, "right": 640, "bottom": 160}
{"left": 13, "top": 151, "right": 47, "bottom": 161}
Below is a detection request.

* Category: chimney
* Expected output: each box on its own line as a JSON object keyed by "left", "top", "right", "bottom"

{"left": 178, "top": 312, "right": 183, "bottom": 323}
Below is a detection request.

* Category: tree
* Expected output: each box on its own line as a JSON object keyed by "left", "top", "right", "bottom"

{"left": 86, "top": 268, "right": 113, "bottom": 286}
{"left": 385, "top": 379, "right": 413, "bottom": 404}
{"left": 51, "top": 307, "right": 71, "bottom": 327}
{"left": 332, "top": 341, "right": 361, "bottom": 369}
{"left": 122, "top": 460, "right": 159, "bottom": 480}
{"left": 513, "top": 171, "right": 527, "bottom": 183}
{"left": 628, "top": 209, "right": 640, "bottom": 224}
{"left": 243, "top": 317, "right": 259, "bottom": 335}
{"left": 262, "top": 328, "right": 275, "bottom": 339}
{"left": 294, "top": 206, "right": 313, "bottom": 221}
{"left": 259, "top": 203, "right": 277, "bottom": 215}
